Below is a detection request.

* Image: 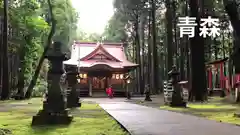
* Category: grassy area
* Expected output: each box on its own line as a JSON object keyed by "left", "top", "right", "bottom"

{"left": 160, "top": 97, "right": 240, "bottom": 125}
{"left": 0, "top": 98, "right": 42, "bottom": 104}
{"left": 0, "top": 99, "right": 128, "bottom": 135}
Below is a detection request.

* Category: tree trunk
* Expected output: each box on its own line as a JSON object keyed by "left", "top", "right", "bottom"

{"left": 16, "top": 47, "right": 26, "bottom": 98}
{"left": 184, "top": 0, "right": 190, "bottom": 81}
{"left": 25, "top": 0, "right": 56, "bottom": 99}
{"left": 172, "top": 0, "right": 178, "bottom": 67}
{"left": 0, "top": 17, "right": 3, "bottom": 95}
{"left": 135, "top": 18, "right": 142, "bottom": 94}
{"left": 147, "top": 10, "right": 152, "bottom": 90}
{"left": 214, "top": 39, "right": 218, "bottom": 60}
{"left": 151, "top": 0, "right": 161, "bottom": 93}
{"left": 165, "top": 0, "right": 173, "bottom": 74}
{"left": 202, "top": 0, "right": 214, "bottom": 62}
{"left": 222, "top": 33, "right": 226, "bottom": 76}
{"left": 223, "top": 0, "right": 240, "bottom": 37}
{"left": 132, "top": 39, "right": 137, "bottom": 93}
{"left": 1, "top": 0, "right": 10, "bottom": 100}
{"left": 140, "top": 13, "right": 145, "bottom": 94}
{"left": 214, "top": 39, "right": 219, "bottom": 88}
{"left": 189, "top": 0, "right": 207, "bottom": 101}
{"left": 228, "top": 32, "right": 233, "bottom": 94}
{"left": 180, "top": 38, "right": 185, "bottom": 80}
{"left": 16, "top": 36, "right": 31, "bottom": 99}
{"left": 223, "top": 0, "right": 240, "bottom": 74}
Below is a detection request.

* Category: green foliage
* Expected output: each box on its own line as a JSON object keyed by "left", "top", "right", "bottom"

{"left": 6, "top": 0, "right": 78, "bottom": 95}
{"left": 40, "top": 0, "right": 78, "bottom": 51}
{"left": 32, "top": 79, "right": 47, "bottom": 97}
{"left": 9, "top": 0, "right": 49, "bottom": 39}
{"left": 102, "top": 10, "right": 128, "bottom": 42}
{"left": 8, "top": 0, "right": 49, "bottom": 89}
{"left": 102, "top": 0, "right": 148, "bottom": 61}
{"left": 75, "top": 30, "right": 102, "bottom": 42}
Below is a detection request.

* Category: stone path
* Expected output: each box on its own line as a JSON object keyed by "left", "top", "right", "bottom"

{"left": 100, "top": 102, "right": 240, "bottom": 135}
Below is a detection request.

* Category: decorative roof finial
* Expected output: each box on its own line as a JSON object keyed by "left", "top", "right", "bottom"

{"left": 96, "top": 41, "right": 100, "bottom": 46}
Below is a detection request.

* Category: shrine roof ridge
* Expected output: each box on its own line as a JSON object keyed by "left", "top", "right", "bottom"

{"left": 73, "top": 41, "right": 124, "bottom": 46}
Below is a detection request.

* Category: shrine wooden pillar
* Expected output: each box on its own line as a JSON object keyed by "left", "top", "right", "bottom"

{"left": 105, "top": 77, "right": 108, "bottom": 89}
{"left": 232, "top": 75, "right": 234, "bottom": 88}
{"left": 208, "top": 68, "right": 212, "bottom": 89}
{"left": 108, "top": 77, "right": 111, "bottom": 86}
{"left": 220, "top": 63, "right": 224, "bottom": 89}
{"left": 88, "top": 77, "right": 92, "bottom": 96}
{"left": 235, "top": 75, "right": 240, "bottom": 88}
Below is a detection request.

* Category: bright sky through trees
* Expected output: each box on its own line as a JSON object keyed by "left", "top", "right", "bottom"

{"left": 71, "top": 0, "right": 114, "bottom": 34}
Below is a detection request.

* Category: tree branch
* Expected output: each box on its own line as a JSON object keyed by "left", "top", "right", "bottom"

{"left": 223, "top": 0, "right": 240, "bottom": 37}
{"left": 24, "top": 0, "right": 56, "bottom": 98}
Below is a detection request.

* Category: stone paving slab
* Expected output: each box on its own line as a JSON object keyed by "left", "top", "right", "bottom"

{"left": 100, "top": 102, "right": 240, "bottom": 135}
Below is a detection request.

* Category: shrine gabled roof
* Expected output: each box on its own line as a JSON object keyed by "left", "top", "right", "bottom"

{"left": 80, "top": 43, "right": 120, "bottom": 62}
{"left": 63, "top": 41, "right": 138, "bottom": 68}
{"left": 205, "top": 57, "right": 229, "bottom": 65}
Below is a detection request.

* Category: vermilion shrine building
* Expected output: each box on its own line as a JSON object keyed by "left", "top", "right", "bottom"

{"left": 206, "top": 58, "right": 240, "bottom": 95}
{"left": 63, "top": 41, "right": 138, "bottom": 97}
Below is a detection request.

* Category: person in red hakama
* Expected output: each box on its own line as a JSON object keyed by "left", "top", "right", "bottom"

{"left": 106, "top": 85, "right": 113, "bottom": 98}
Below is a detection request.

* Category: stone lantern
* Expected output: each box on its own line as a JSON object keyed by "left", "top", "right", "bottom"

{"left": 168, "top": 66, "right": 179, "bottom": 84}
{"left": 124, "top": 74, "right": 132, "bottom": 99}
{"left": 32, "top": 41, "right": 73, "bottom": 125}
{"left": 168, "top": 66, "right": 186, "bottom": 107}
{"left": 66, "top": 67, "right": 81, "bottom": 108}
{"left": 144, "top": 84, "right": 152, "bottom": 101}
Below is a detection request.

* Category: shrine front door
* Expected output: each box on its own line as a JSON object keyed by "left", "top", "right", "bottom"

{"left": 92, "top": 77, "right": 108, "bottom": 91}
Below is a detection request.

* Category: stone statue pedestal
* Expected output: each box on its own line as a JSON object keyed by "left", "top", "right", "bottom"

{"left": 32, "top": 109, "right": 72, "bottom": 125}
{"left": 32, "top": 42, "right": 73, "bottom": 125}
{"left": 66, "top": 71, "right": 81, "bottom": 108}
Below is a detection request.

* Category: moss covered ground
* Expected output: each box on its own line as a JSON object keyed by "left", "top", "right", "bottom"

{"left": 0, "top": 98, "right": 128, "bottom": 135}
{"left": 160, "top": 97, "right": 240, "bottom": 125}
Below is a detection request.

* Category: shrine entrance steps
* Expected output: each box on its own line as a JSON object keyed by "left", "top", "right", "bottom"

{"left": 92, "top": 91, "right": 126, "bottom": 97}
{"left": 113, "top": 91, "right": 126, "bottom": 97}
{"left": 76, "top": 90, "right": 127, "bottom": 97}
{"left": 78, "top": 89, "right": 89, "bottom": 97}
{"left": 79, "top": 90, "right": 126, "bottom": 97}
{"left": 92, "top": 91, "right": 107, "bottom": 97}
